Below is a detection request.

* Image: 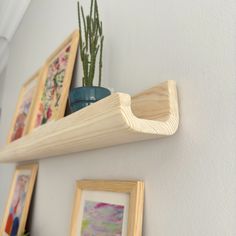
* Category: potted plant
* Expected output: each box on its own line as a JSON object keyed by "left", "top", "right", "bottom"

{"left": 69, "top": 0, "right": 111, "bottom": 113}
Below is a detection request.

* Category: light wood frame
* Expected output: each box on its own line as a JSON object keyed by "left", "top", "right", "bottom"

{"left": 7, "top": 70, "right": 42, "bottom": 143}
{"left": 0, "top": 164, "right": 38, "bottom": 236}
{"left": 28, "top": 30, "right": 79, "bottom": 132}
{"left": 70, "top": 180, "right": 144, "bottom": 236}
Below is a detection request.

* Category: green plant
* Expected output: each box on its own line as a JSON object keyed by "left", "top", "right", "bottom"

{"left": 21, "top": 233, "right": 29, "bottom": 236}
{"left": 77, "top": 0, "right": 104, "bottom": 87}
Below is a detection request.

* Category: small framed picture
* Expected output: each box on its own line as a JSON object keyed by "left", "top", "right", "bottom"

{"left": 70, "top": 180, "right": 144, "bottom": 236}
{"left": 28, "top": 30, "right": 79, "bottom": 132}
{"left": 7, "top": 70, "right": 42, "bottom": 143}
{"left": 0, "top": 164, "right": 38, "bottom": 236}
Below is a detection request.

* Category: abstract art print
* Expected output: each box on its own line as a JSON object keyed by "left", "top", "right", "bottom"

{"left": 81, "top": 201, "right": 124, "bottom": 236}
{"left": 70, "top": 180, "right": 144, "bottom": 236}
{"left": 35, "top": 44, "right": 71, "bottom": 127}
{"left": 28, "top": 30, "right": 79, "bottom": 132}
{"left": 4, "top": 175, "right": 30, "bottom": 235}
{"left": 7, "top": 70, "right": 41, "bottom": 143}
{"left": 0, "top": 164, "right": 38, "bottom": 236}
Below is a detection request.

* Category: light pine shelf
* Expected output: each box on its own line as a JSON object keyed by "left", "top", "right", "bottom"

{"left": 0, "top": 80, "right": 179, "bottom": 163}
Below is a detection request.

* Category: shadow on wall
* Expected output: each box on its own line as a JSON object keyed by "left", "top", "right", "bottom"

{"left": 0, "top": 36, "right": 9, "bottom": 122}
{"left": 0, "top": 68, "right": 7, "bottom": 124}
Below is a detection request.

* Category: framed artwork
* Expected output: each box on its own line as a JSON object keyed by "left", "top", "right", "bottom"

{"left": 70, "top": 180, "right": 144, "bottom": 236}
{"left": 28, "top": 30, "right": 79, "bottom": 132}
{"left": 0, "top": 164, "right": 38, "bottom": 236}
{"left": 7, "top": 70, "right": 41, "bottom": 143}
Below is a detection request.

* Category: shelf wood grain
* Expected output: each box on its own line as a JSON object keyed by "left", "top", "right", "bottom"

{"left": 0, "top": 80, "right": 179, "bottom": 163}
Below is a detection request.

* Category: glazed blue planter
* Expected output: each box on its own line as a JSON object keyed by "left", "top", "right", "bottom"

{"left": 69, "top": 86, "right": 111, "bottom": 113}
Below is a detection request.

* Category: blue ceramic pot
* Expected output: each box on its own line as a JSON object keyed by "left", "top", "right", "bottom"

{"left": 69, "top": 86, "right": 111, "bottom": 113}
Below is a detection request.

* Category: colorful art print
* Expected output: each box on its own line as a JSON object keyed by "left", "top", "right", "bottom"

{"left": 0, "top": 164, "right": 38, "bottom": 236}
{"left": 81, "top": 201, "right": 125, "bottom": 236}
{"left": 35, "top": 45, "right": 71, "bottom": 127}
{"left": 28, "top": 30, "right": 79, "bottom": 132}
{"left": 70, "top": 180, "right": 144, "bottom": 236}
{"left": 4, "top": 174, "right": 30, "bottom": 236}
{"left": 7, "top": 71, "right": 41, "bottom": 143}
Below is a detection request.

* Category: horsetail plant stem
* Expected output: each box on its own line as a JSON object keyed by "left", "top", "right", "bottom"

{"left": 77, "top": 0, "right": 104, "bottom": 87}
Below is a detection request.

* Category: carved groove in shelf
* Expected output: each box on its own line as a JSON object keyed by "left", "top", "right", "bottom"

{"left": 0, "top": 80, "right": 179, "bottom": 163}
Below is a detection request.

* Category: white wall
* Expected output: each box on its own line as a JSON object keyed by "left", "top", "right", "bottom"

{"left": 0, "top": 0, "right": 31, "bottom": 39}
{"left": 0, "top": 70, "right": 5, "bottom": 105}
{"left": 0, "top": 69, "right": 6, "bottom": 126}
{"left": 0, "top": 0, "right": 236, "bottom": 235}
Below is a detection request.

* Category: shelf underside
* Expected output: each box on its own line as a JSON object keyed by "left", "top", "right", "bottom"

{"left": 0, "top": 80, "right": 179, "bottom": 163}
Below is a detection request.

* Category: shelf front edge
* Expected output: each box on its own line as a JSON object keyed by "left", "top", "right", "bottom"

{"left": 0, "top": 80, "right": 179, "bottom": 163}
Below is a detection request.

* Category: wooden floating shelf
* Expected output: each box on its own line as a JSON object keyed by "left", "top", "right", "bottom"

{"left": 0, "top": 80, "right": 179, "bottom": 163}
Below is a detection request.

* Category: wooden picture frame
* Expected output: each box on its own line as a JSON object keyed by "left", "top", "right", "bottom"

{"left": 0, "top": 164, "right": 38, "bottom": 236}
{"left": 7, "top": 70, "right": 42, "bottom": 143}
{"left": 28, "top": 30, "right": 79, "bottom": 132}
{"left": 70, "top": 180, "right": 144, "bottom": 236}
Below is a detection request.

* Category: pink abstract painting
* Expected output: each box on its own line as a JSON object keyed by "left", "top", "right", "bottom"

{"left": 11, "top": 80, "right": 37, "bottom": 142}
{"left": 81, "top": 201, "right": 125, "bottom": 236}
